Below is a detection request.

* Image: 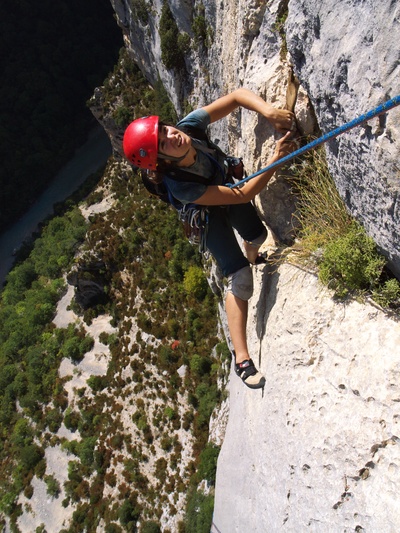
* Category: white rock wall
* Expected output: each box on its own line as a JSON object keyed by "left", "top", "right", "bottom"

{"left": 213, "top": 263, "right": 400, "bottom": 532}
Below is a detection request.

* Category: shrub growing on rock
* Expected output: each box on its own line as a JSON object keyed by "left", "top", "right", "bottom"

{"left": 319, "top": 221, "right": 385, "bottom": 298}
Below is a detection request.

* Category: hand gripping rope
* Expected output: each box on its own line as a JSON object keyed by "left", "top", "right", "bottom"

{"left": 230, "top": 94, "right": 400, "bottom": 189}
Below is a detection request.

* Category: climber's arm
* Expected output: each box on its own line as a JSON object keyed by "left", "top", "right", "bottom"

{"left": 194, "top": 131, "right": 296, "bottom": 206}
{"left": 202, "top": 88, "right": 295, "bottom": 132}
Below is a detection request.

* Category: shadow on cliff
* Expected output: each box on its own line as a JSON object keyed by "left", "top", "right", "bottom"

{"left": 255, "top": 262, "right": 280, "bottom": 367}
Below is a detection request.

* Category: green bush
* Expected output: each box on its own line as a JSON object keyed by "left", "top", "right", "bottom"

{"left": 119, "top": 497, "right": 141, "bottom": 527}
{"left": 113, "top": 105, "right": 133, "bottom": 128}
{"left": 159, "top": 1, "right": 186, "bottom": 70}
{"left": 190, "top": 354, "right": 212, "bottom": 376}
{"left": 140, "top": 521, "right": 161, "bottom": 533}
{"left": 178, "top": 32, "right": 191, "bottom": 54}
{"left": 318, "top": 221, "right": 385, "bottom": 298}
{"left": 372, "top": 277, "right": 400, "bottom": 308}
{"left": 197, "top": 443, "right": 220, "bottom": 485}
{"left": 216, "top": 341, "right": 231, "bottom": 363}
{"left": 87, "top": 375, "right": 107, "bottom": 392}
{"left": 290, "top": 148, "right": 400, "bottom": 309}
{"left": 44, "top": 474, "right": 61, "bottom": 497}
{"left": 45, "top": 408, "right": 63, "bottom": 433}
{"left": 183, "top": 266, "right": 208, "bottom": 300}
{"left": 64, "top": 409, "right": 81, "bottom": 432}
{"left": 192, "top": 15, "right": 207, "bottom": 44}
{"left": 185, "top": 488, "right": 214, "bottom": 533}
{"left": 131, "top": 0, "right": 149, "bottom": 25}
{"left": 164, "top": 406, "right": 177, "bottom": 420}
{"left": 11, "top": 417, "right": 33, "bottom": 448}
{"left": 19, "top": 444, "right": 44, "bottom": 471}
{"left": 61, "top": 330, "right": 94, "bottom": 363}
{"left": 77, "top": 437, "right": 97, "bottom": 467}
{"left": 30, "top": 210, "right": 87, "bottom": 279}
{"left": 195, "top": 383, "right": 220, "bottom": 433}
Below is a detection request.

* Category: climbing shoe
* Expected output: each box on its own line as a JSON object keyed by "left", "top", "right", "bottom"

{"left": 254, "top": 252, "right": 268, "bottom": 265}
{"left": 235, "top": 359, "right": 266, "bottom": 389}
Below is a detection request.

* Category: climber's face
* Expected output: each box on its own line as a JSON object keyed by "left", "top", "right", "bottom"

{"left": 158, "top": 124, "right": 191, "bottom": 159}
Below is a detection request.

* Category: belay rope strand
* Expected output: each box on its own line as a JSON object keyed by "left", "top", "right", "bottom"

{"left": 230, "top": 94, "right": 400, "bottom": 189}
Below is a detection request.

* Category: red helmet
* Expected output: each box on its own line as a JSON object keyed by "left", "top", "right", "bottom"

{"left": 123, "top": 116, "right": 159, "bottom": 170}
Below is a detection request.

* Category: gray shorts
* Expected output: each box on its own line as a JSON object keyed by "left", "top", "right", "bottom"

{"left": 227, "top": 265, "right": 254, "bottom": 300}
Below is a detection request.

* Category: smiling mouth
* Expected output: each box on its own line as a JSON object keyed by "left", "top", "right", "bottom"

{"left": 177, "top": 135, "right": 182, "bottom": 147}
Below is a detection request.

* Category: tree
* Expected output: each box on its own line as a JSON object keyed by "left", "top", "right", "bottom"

{"left": 119, "top": 497, "right": 141, "bottom": 528}
{"left": 183, "top": 266, "right": 208, "bottom": 300}
{"left": 44, "top": 474, "right": 61, "bottom": 497}
{"left": 159, "top": 1, "right": 186, "bottom": 70}
{"left": 197, "top": 443, "right": 220, "bottom": 485}
{"left": 141, "top": 521, "right": 161, "bottom": 533}
{"left": 19, "top": 444, "right": 44, "bottom": 471}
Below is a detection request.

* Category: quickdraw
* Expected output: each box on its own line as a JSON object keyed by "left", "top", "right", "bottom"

{"left": 179, "top": 204, "right": 209, "bottom": 252}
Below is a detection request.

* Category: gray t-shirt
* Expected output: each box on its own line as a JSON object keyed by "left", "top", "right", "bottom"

{"left": 163, "top": 109, "right": 226, "bottom": 204}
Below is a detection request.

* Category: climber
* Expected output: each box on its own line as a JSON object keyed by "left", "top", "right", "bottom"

{"left": 123, "top": 87, "right": 297, "bottom": 389}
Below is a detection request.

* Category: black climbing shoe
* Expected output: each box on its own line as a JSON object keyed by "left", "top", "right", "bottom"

{"left": 235, "top": 359, "right": 266, "bottom": 389}
{"left": 254, "top": 252, "right": 268, "bottom": 265}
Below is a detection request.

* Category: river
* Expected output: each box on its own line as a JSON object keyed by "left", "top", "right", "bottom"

{"left": 0, "top": 125, "right": 112, "bottom": 287}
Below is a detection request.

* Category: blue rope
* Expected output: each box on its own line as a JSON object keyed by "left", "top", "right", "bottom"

{"left": 230, "top": 94, "right": 400, "bottom": 189}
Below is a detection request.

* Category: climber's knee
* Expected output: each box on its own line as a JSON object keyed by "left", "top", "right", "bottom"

{"left": 245, "top": 226, "right": 267, "bottom": 248}
{"left": 227, "top": 265, "right": 254, "bottom": 301}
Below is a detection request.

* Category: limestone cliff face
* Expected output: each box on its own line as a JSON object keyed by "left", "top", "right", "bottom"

{"left": 106, "top": 0, "right": 400, "bottom": 530}
{"left": 213, "top": 264, "right": 400, "bottom": 532}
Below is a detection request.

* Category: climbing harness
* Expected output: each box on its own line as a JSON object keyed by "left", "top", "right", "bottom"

{"left": 230, "top": 94, "right": 400, "bottom": 189}
{"left": 179, "top": 204, "right": 209, "bottom": 252}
